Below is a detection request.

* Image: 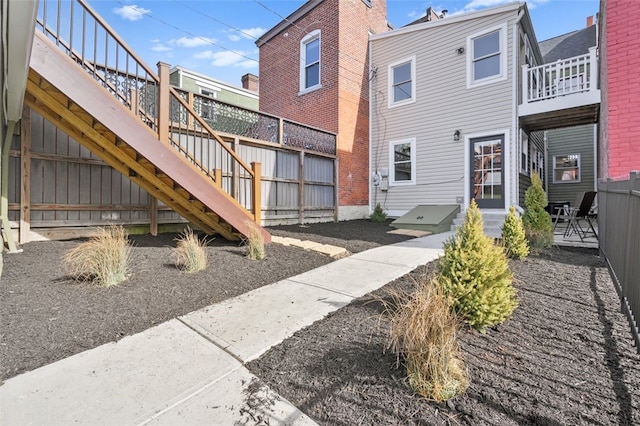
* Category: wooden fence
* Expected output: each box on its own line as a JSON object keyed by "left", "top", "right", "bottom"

{"left": 8, "top": 108, "right": 337, "bottom": 242}
{"left": 598, "top": 171, "right": 640, "bottom": 353}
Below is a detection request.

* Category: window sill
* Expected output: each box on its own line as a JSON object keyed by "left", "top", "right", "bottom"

{"left": 298, "top": 84, "right": 322, "bottom": 96}
{"left": 466, "top": 74, "right": 507, "bottom": 90}
{"left": 388, "top": 98, "right": 416, "bottom": 109}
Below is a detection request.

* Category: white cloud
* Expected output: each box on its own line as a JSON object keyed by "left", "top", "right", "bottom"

{"left": 209, "top": 51, "right": 256, "bottom": 68}
{"left": 228, "top": 34, "right": 241, "bottom": 42}
{"left": 194, "top": 50, "right": 214, "bottom": 59}
{"left": 113, "top": 5, "right": 149, "bottom": 21}
{"left": 239, "top": 27, "right": 266, "bottom": 40}
{"left": 176, "top": 36, "right": 216, "bottom": 48}
{"left": 151, "top": 43, "right": 172, "bottom": 52}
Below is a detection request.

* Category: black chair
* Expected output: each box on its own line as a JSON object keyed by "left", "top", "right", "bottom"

{"left": 563, "top": 191, "right": 597, "bottom": 241}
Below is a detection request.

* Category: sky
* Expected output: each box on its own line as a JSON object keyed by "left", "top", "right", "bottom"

{"left": 84, "top": 0, "right": 600, "bottom": 88}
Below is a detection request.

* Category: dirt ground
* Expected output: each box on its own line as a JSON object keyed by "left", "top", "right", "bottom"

{"left": 2, "top": 220, "right": 639, "bottom": 425}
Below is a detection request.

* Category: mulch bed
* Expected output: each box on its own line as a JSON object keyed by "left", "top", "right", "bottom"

{"left": 2, "top": 220, "right": 639, "bottom": 425}
{"left": 0, "top": 220, "right": 411, "bottom": 381}
{"left": 247, "top": 246, "right": 640, "bottom": 425}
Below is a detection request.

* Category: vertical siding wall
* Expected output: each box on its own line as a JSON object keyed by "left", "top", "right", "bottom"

{"left": 598, "top": 172, "right": 640, "bottom": 352}
{"left": 546, "top": 124, "right": 596, "bottom": 204}
{"left": 370, "top": 9, "right": 517, "bottom": 215}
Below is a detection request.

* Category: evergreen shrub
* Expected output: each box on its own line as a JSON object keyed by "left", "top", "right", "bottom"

{"left": 438, "top": 200, "right": 517, "bottom": 331}
{"left": 522, "top": 173, "right": 554, "bottom": 249}
{"left": 501, "top": 205, "right": 530, "bottom": 259}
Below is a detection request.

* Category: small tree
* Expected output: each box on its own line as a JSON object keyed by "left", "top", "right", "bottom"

{"left": 501, "top": 206, "right": 529, "bottom": 259}
{"left": 370, "top": 203, "right": 387, "bottom": 223}
{"left": 438, "top": 200, "right": 517, "bottom": 331}
{"left": 522, "top": 173, "right": 553, "bottom": 249}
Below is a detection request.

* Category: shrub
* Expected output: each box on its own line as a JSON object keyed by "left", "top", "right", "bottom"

{"left": 438, "top": 200, "right": 517, "bottom": 331}
{"left": 173, "top": 228, "right": 208, "bottom": 273}
{"left": 245, "top": 221, "right": 266, "bottom": 260}
{"left": 501, "top": 205, "right": 530, "bottom": 259}
{"left": 370, "top": 203, "right": 387, "bottom": 223}
{"left": 388, "top": 276, "right": 468, "bottom": 402}
{"left": 63, "top": 225, "right": 132, "bottom": 287}
{"left": 522, "top": 173, "right": 554, "bottom": 249}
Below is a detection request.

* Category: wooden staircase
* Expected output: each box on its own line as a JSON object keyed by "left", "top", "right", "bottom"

{"left": 25, "top": 29, "right": 269, "bottom": 243}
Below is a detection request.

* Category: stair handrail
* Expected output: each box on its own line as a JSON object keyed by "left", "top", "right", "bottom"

{"left": 35, "top": 0, "right": 259, "bottom": 215}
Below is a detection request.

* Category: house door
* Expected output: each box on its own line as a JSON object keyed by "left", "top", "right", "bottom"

{"left": 470, "top": 135, "right": 504, "bottom": 209}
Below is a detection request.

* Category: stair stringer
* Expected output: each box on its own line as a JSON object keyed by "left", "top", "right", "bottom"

{"left": 27, "top": 32, "right": 270, "bottom": 243}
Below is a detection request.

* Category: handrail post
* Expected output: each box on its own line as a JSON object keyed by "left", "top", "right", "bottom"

{"left": 588, "top": 46, "right": 598, "bottom": 92}
{"left": 278, "top": 118, "right": 284, "bottom": 145}
{"left": 187, "top": 92, "right": 194, "bottom": 129}
{"left": 251, "top": 162, "right": 262, "bottom": 224}
{"left": 157, "top": 62, "right": 170, "bottom": 143}
{"left": 521, "top": 64, "right": 529, "bottom": 103}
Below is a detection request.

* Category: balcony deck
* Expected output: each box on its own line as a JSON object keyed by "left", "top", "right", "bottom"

{"left": 519, "top": 47, "right": 600, "bottom": 132}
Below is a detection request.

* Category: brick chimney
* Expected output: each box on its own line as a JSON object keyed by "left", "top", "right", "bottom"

{"left": 586, "top": 15, "right": 594, "bottom": 27}
{"left": 241, "top": 73, "right": 259, "bottom": 92}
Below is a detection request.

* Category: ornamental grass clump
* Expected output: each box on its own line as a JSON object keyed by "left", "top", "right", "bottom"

{"left": 173, "top": 228, "right": 208, "bottom": 273}
{"left": 501, "top": 205, "right": 530, "bottom": 259}
{"left": 522, "top": 173, "right": 554, "bottom": 249}
{"left": 438, "top": 200, "right": 517, "bottom": 331}
{"left": 370, "top": 203, "right": 387, "bottom": 223}
{"left": 63, "top": 225, "right": 132, "bottom": 287}
{"left": 245, "top": 221, "right": 266, "bottom": 260}
{"left": 389, "top": 277, "right": 468, "bottom": 402}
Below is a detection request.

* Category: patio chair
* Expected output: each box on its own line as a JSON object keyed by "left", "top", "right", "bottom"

{"left": 561, "top": 191, "right": 598, "bottom": 241}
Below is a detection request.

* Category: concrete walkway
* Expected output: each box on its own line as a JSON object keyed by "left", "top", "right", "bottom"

{"left": 0, "top": 231, "right": 451, "bottom": 426}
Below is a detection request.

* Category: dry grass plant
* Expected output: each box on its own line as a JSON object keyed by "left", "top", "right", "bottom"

{"left": 173, "top": 228, "right": 209, "bottom": 273}
{"left": 245, "top": 221, "right": 266, "bottom": 260}
{"left": 63, "top": 225, "right": 132, "bottom": 287}
{"left": 387, "top": 276, "right": 469, "bottom": 402}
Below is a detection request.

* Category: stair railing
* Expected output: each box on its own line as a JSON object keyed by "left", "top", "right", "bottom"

{"left": 35, "top": 0, "right": 261, "bottom": 222}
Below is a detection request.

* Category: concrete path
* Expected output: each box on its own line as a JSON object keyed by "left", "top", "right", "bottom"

{"left": 0, "top": 232, "right": 450, "bottom": 426}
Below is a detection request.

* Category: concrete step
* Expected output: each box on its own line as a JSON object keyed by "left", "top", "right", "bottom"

{"left": 451, "top": 210, "right": 507, "bottom": 238}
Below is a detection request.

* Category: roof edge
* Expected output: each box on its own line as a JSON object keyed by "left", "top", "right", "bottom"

{"left": 256, "top": 0, "right": 323, "bottom": 47}
{"left": 370, "top": 1, "right": 522, "bottom": 42}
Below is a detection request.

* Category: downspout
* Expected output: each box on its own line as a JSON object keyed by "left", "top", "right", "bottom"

{"left": 368, "top": 37, "right": 373, "bottom": 215}
{"left": 1, "top": 121, "right": 19, "bottom": 255}
{"left": 511, "top": 6, "right": 525, "bottom": 211}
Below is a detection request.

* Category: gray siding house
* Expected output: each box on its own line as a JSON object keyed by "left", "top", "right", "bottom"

{"left": 368, "top": 2, "right": 599, "bottom": 221}
{"left": 369, "top": 3, "right": 539, "bottom": 217}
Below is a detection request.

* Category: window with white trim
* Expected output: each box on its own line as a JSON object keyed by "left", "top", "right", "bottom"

{"left": 389, "top": 138, "right": 416, "bottom": 185}
{"left": 553, "top": 154, "right": 580, "bottom": 183}
{"left": 300, "top": 30, "right": 321, "bottom": 93}
{"left": 388, "top": 56, "right": 416, "bottom": 107}
{"left": 467, "top": 25, "right": 507, "bottom": 87}
{"left": 520, "top": 135, "right": 529, "bottom": 174}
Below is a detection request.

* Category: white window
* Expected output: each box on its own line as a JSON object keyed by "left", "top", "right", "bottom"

{"left": 467, "top": 24, "right": 507, "bottom": 88}
{"left": 388, "top": 56, "right": 416, "bottom": 108}
{"left": 520, "top": 134, "right": 529, "bottom": 174}
{"left": 300, "top": 30, "right": 321, "bottom": 93}
{"left": 389, "top": 138, "right": 416, "bottom": 185}
{"left": 553, "top": 154, "right": 580, "bottom": 183}
{"left": 200, "top": 89, "right": 215, "bottom": 98}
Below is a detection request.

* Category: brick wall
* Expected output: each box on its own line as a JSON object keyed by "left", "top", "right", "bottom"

{"left": 259, "top": 0, "right": 389, "bottom": 209}
{"left": 603, "top": 0, "right": 640, "bottom": 178}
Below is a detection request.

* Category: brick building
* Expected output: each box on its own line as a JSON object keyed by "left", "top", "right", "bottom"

{"left": 256, "top": 0, "right": 390, "bottom": 220}
{"left": 599, "top": 0, "right": 640, "bottom": 179}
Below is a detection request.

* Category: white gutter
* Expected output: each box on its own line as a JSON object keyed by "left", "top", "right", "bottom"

{"left": 511, "top": 6, "right": 526, "bottom": 208}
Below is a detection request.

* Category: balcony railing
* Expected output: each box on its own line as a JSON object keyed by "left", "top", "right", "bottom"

{"left": 174, "top": 89, "right": 337, "bottom": 156}
{"left": 522, "top": 47, "right": 598, "bottom": 105}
